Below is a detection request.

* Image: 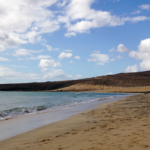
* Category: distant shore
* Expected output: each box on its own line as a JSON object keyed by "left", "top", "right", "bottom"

{"left": 0, "top": 93, "right": 150, "bottom": 150}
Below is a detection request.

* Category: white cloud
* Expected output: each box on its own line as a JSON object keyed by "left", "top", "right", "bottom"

{"left": 125, "top": 65, "right": 139, "bottom": 73}
{"left": 64, "top": 49, "right": 73, "bottom": 52}
{"left": 0, "top": 65, "right": 39, "bottom": 82}
{"left": 53, "top": 48, "right": 59, "bottom": 50}
{"left": 109, "top": 47, "right": 115, "bottom": 52}
{"left": 0, "top": 57, "right": 10, "bottom": 61}
{"left": 0, "top": 45, "right": 5, "bottom": 52}
{"left": 43, "top": 68, "right": 83, "bottom": 81}
{"left": 39, "top": 59, "right": 62, "bottom": 69}
{"left": 74, "top": 56, "right": 81, "bottom": 59}
{"left": 64, "top": 32, "right": 76, "bottom": 37}
{"left": 0, "top": 0, "right": 149, "bottom": 52}
{"left": 111, "top": 58, "right": 115, "bottom": 61}
{"left": 13, "top": 49, "right": 43, "bottom": 57}
{"left": 131, "top": 10, "right": 141, "bottom": 15}
{"left": 117, "top": 44, "right": 129, "bottom": 53}
{"left": 140, "top": 4, "right": 150, "bottom": 10}
{"left": 122, "top": 16, "right": 150, "bottom": 23}
{"left": 0, "top": 0, "right": 59, "bottom": 49}
{"left": 43, "top": 69, "right": 72, "bottom": 80}
{"left": 57, "top": 0, "right": 67, "bottom": 7}
{"left": 61, "top": 0, "right": 124, "bottom": 36}
{"left": 0, "top": 65, "right": 84, "bottom": 83}
{"left": 45, "top": 45, "right": 59, "bottom": 51}
{"left": 88, "top": 51, "right": 109, "bottom": 65}
{"left": 129, "top": 38, "right": 150, "bottom": 71}
{"left": 140, "top": 60, "right": 150, "bottom": 71}
{"left": 17, "top": 58, "right": 23, "bottom": 61}
{"left": 36, "top": 20, "right": 59, "bottom": 35}
{"left": 129, "top": 38, "right": 150, "bottom": 60}
{"left": 46, "top": 45, "right": 52, "bottom": 51}
{"left": 0, "top": 0, "right": 149, "bottom": 50}
{"left": 70, "top": 60, "right": 73, "bottom": 63}
{"left": 116, "top": 55, "right": 122, "bottom": 59}
{"left": 58, "top": 0, "right": 150, "bottom": 37}
{"left": 58, "top": 52, "right": 73, "bottom": 59}
{"left": 75, "top": 74, "right": 83, "bottom": 78}
{"left": 106, "top": 72, "right": 113, "bottom": 75}
{"left": 138, "top": 38, "right": 150, "bottom": 53}
{"left": 30, "top": 55, "right": 51, "bottom": 60}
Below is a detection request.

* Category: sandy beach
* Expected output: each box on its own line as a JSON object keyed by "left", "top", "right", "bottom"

{"left": 0, "top": 93, "right": 150, "bottom": 150}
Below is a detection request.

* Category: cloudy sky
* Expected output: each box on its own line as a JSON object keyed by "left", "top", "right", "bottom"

{"left": 0, "top": 0, "right": 150, "bottom": 83}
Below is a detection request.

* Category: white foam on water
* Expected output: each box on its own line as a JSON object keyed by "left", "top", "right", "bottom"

{"left": 0, "top": 95, "right": 116, "bottom": 120}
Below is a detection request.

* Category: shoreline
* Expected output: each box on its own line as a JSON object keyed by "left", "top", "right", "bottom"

{"left": 0, "top": 93, "right": 129, "bottom": 142}
{"left": 1, "top": 93, "right": 150, "bottom": 150}
{"left": 0, "top": 92, "right": 128, "bottom": 121}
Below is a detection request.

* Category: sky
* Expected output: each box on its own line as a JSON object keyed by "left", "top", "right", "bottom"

{"left": 0, "top": 0, "right": 150, "bottom": 83}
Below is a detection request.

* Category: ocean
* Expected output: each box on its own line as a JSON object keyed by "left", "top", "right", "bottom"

{"left": 0, "top": 92, "right": 129, "bottom": 120}
{"left": 0, "top": 92, "right": 131, "bottom": 141}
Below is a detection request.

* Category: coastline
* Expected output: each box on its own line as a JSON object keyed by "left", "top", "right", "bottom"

{"left": 1, "top": 93, "right": 149, "bottom": 149}
{"left": 0, "top": 93, "right": 129, "bottom": 141}
{"left": 0, "top": 94, "right": 150, "bottom": 150}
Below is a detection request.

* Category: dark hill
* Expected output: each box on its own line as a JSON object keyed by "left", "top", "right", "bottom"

{"left": 0, "top": 71, "right": 150, "bottom": 91}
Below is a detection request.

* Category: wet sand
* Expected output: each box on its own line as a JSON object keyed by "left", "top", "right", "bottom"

{"left": 0, "top": 94, "right": 150, "bottom": 150}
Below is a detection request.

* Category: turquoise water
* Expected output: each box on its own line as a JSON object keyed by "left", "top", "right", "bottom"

{"left": 0, "top": 92, "right": 128, "bottom": 119}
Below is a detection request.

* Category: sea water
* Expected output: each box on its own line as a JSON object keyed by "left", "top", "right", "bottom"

{"left": 0, "top": 92, "right": 131, "bottom": 141}
{"left": 0, "top": 92, "right": 129, "bottom": 120}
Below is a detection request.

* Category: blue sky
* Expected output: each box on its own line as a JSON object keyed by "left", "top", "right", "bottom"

{"left": 0, "top": 0, "right": 150, "bottom": 83}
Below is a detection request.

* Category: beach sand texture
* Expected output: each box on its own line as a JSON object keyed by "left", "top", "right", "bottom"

{"left": 0, "top": 94, "right": 150, "bottom": 150}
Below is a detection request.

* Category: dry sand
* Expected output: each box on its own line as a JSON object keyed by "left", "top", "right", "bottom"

{"left": 50, "top": 83, "right": 150, "bottom": 93}
{"left": 0, "top": 94, "right": 150, "bottom": 150}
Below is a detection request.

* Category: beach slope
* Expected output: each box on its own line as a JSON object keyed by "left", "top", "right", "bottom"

{"left": 0, "top": 94, "right": 150, "bottom": 150}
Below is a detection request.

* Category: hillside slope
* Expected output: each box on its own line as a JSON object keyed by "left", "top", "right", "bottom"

{"left": 0, "top": 71, "right": 150, "bottom": 92}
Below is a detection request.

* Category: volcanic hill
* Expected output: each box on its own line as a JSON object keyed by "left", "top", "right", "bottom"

{"left": 0, "top": 71, "right": 150, "bottom": 93}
